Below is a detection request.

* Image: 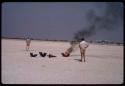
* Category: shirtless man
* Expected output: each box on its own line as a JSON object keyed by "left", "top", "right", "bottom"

{"left": 26, "top": 37, "right": 31, "bottom": 51}
{"left": 79, "top": 38, "right": 89, "bottom": 62}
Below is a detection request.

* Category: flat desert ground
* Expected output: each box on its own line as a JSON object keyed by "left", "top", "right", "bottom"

{"left": 1, "top": 39, "right": 123, "bottom": 84}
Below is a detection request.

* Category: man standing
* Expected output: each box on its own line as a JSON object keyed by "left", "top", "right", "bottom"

{"left": 26, "top": 37, "right": 31, "bottom": 51}
{"left": 79, "top": 38, "right": 89, "bottom": 62}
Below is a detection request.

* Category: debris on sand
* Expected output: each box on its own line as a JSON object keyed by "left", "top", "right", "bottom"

{"left": 39, "top": 52, "right": 47, "bottom": 57}
{"left": 30, "top": 53, "right": 37, "bottom": 57}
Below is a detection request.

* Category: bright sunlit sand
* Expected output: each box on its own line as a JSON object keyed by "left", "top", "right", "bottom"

{"left": 2, "top": 39, "right": 123, "bottom": 84}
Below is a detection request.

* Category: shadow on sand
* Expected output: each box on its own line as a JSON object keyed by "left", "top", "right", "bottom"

{"left": 74, "top": 59, "right": 82, "bottom": 62}
{"left": 71, "top": 54, "right": 120, "bottom": 59}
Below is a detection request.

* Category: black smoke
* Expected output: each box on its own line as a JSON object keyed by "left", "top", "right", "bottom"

{"left": 73, "top": 2, "right": 123, "bottom": 41}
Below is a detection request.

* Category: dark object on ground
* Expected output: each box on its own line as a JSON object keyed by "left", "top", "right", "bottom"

{"left": 61, "top": 53, "right": 70, "bottom": 57}
{"left": 48, "top": 54, "right": 56, "bottom": 58}
{"left": 39, "top": 52, "right": 47, "bottom": 57}
{"left": 30, "top": 53, "right": 37, "bottom": 57}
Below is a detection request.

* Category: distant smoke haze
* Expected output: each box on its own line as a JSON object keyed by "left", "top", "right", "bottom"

{"left": 73, "top": 2, "right": 123, "bottom": 41}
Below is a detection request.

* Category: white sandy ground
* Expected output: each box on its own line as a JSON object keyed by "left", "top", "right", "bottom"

{"left": 1, "top": 39, "right": 123, "bottom": 84}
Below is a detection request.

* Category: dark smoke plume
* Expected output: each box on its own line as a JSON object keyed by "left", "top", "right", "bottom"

{"left": 67, "top": 2, "right": 123, "bottom": 54}
{"left": 73, "top": 2, "right": 123, "bottom": 41}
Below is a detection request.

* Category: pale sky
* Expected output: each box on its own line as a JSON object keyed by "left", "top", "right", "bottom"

{"left": 2, "top": 2, "right": 123, "bottom": 43}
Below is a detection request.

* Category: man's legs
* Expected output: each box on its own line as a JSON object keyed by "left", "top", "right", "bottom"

{"left": 27, "top": 45, "right": 29, "bottom": 50}
{"left": 83, "top": 51, "right": 85, "bottom": 62}
{"left": 26, "top": 44, "right": 30, "bottom": 51}
{"left": 26, "top": 45, "right": 28, "bottom": 51}
{"left": 80, "top": 48, "right": 83, "bottom": 62}
{"left": 80, "top": 48, "right": 86, "bottom": 62}
{"left": 80, "top": 49, "right": 82, "bottom": 62}
{"left": 83, "top": 50, "right": 86, "bottom": 62}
